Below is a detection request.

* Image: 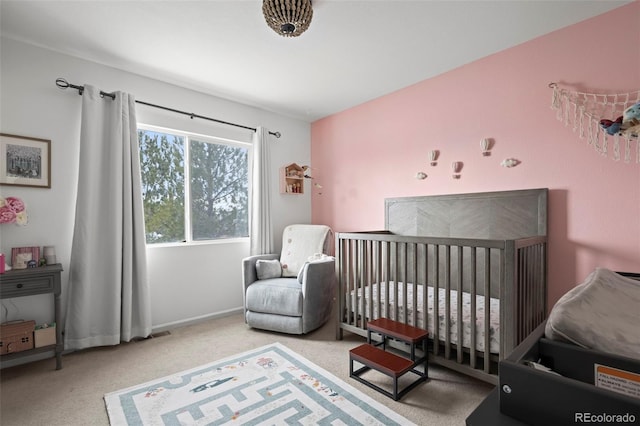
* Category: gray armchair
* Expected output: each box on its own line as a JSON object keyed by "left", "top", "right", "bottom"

{"left": 242, "top": 224, "right": 335, "bottom": 334}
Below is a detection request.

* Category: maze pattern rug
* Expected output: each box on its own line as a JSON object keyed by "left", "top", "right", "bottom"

{"left": 105, "top": 342, "right": 414, "bottom": 425}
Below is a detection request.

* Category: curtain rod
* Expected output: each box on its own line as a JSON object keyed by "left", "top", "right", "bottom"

{"left": 55, "top": 78, "right": 281, "bottom": 138}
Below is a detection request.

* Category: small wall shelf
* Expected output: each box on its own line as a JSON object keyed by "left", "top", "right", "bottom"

{"left": 280, "top": 163, "right": 304, "bottom": 194}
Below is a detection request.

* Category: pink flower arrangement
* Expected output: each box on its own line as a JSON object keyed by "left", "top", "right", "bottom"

{"left": 0, "top": 196, "right": 28, "bottom": 225}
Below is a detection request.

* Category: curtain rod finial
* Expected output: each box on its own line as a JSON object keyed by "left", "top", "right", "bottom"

{"left": 55, "top": 78, "right": 69, "bottom": 89}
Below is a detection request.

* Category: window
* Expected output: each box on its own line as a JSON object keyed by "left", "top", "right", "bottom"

{"left": 138, "top": 126, "right": 250, "bottom": 244}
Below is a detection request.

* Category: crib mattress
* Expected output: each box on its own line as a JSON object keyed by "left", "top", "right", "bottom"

{"left": 349, "top": 282, "right": 500, "bottom": 354}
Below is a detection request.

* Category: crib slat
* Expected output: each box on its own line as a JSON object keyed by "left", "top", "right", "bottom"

{"left": 470, "top": 247, "right": 477, "bottom": 370}
{"left": 391, "top": 242, "right": 397, "bottom": 322}
{"left": 336, "top": 237, "right": 344, "bottom": 338}
{"left": 358, "top": 239, "right": 366, "bottom": 329}
{"left": 351, "top": 239, "right": 358, "bottom": 329}
{"left": 352, "top": 238, "right": 358, "bottom": 329}
{"left": 515, "top": 247, "right": 521, "bottom": 344}
{"left": 351, "top": 238, "right": 356, "bottom": 328}
{"left": 457, "top": 245, "right": 464, "bottom": 364}
{"left": 433, "top": 244, "right": 440, "bottom": 357}
{"left": 484, "top": 247, "right": 491, "bottom": 374}
{"left": 344, "top": 238, "right": 352, "bottom": 327}
{"left": 534, "top": 243, "right": 544, "bottom": 329}
{"left": 365, "top": 239, "right": 373, "bottom": 325}
{"left": 421, "top": 243, "right": 428, "bottom": 335}
{"left": 533, "top": 245, "right": 540, "bottom": 330}
{"left": 401, "top": 242, "right": 408, "bottom": 324}
{"left": 444, "top": 245, "right": 451, "bottom": 360}
{"left": 384, "top": 241, "right": 390, "bottom": 320}
{"left": 540, "top": 242, "right": 548, "bottom": 322}
{"left": 500, "top": 242, "right": 509, "bottom": 360}
{"left": 521, "top": 247, "right": 526, "bottom": 343}
{"left": 524, "top": 246, "right": 529, "bottom": 340}
{"left": 374, "top": 240, "right": 381, "bottom": 322}
{"left": 411, "top": 242, "right": 418, "bottom": 327}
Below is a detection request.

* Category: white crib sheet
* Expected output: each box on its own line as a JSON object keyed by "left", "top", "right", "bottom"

{"left": 350, "top": 282, "right": 500, "bottom": 354}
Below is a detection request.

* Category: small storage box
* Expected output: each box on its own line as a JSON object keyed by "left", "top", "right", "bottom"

{"left": 499, "top": 321, "right": 640, "bottom": 425}
{"left": 0, "top": 320, "right": 35, "bottom": 355}
{"left": 34, "top": 323, "right": 56, "bottom": 348}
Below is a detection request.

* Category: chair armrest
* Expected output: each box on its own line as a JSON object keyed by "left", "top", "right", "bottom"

{"left": 242, "top": 254, "right": 279, "bottom": 290}
{"left": 300, "top": 258, "right": 336, "bottom": 300}
{"left": 300, "top": 258, "right": 336, "bottom": 332}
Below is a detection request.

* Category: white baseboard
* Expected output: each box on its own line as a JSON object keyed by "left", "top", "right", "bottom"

{"left": 151, "top": 307, "right": 244, "bottom": 334}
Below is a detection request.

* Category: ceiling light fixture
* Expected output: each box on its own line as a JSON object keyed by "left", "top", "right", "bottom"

{"left": 263, "top": 0, "right": 313, "bottom": 37}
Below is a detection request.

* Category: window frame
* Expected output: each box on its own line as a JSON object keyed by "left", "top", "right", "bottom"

{"left": 138, "top": 123, "right": 252, "bottom": 247}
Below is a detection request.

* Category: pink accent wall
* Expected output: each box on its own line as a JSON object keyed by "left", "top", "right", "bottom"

{"left": 311, "top": 2, "right": 640, "bottom": 307}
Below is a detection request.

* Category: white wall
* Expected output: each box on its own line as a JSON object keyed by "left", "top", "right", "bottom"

{"left": 0, "top": 38, "right": 312, "bottom": 338}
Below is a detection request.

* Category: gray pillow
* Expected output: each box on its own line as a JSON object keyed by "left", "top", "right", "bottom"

{"left": 545, "top": 268, "right": 640, "bottom": 360}
{"left": 256, "top": 259, "right": 282, "bottom": 280}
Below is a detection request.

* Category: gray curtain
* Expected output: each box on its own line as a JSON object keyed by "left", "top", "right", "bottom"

{"left": 249, "top": 126, "right": 273, "bottom": 255}
{"left": 64, "top": 85, "right": 151, "bottom": 350}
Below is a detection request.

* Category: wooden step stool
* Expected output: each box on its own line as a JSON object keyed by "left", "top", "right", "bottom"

{"left": 349, "top": 317, "right": 428, "bottom": 400}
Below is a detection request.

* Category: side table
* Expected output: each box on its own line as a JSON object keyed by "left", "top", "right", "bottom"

{"left": 0, "top": 264, "right": 64, "bottom": 369}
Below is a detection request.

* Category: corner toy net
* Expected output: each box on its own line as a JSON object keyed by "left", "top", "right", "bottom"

{"left": 550, "top": 83, "right": 640, "bottom": 163}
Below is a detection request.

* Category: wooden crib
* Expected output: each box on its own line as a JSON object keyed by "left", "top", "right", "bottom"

{"left": 335, "top": 189, "right": 548, "bottom": 384}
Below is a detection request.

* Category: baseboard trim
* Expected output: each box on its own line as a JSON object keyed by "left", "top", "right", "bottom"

{"left": 151, "top": 307, "right": 244, "bottom": 334}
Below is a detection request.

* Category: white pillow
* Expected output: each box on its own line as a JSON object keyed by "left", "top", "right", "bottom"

{"left": 297, "top": 254, "right": 334, "bottom": 283}
{"left": 255, "top": 259, "right": 282, "bottom": 280}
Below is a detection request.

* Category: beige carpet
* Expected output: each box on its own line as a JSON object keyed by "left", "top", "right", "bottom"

{"left": 0, "top": 313, "right": 492, "bottom": 425}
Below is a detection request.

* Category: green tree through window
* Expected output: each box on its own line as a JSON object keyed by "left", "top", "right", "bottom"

{"left": 190, "top": 139, "right": 248, "bottom": 240}
{"left": 138, "top": 127, "right": 249, "bottom": 244}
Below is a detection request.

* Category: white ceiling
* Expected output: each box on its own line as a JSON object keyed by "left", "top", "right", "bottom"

{"left": 0, "top": 1, "right": 631, "bottom": 122}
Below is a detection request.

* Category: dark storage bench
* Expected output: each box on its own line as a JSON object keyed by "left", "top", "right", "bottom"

{"left": 469, "top": 272, "right": 640, "bottom": 426}
{"left": 498, "top": 321, "right": 640, "bottom": 425}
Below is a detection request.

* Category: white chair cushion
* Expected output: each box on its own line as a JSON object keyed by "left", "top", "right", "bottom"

{"left": 280, "top": 225, "right": 330, "bottom": 277}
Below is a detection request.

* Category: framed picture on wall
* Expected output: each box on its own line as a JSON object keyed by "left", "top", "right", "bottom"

{"left": 0, "top": 133, "right": 51, "bottom": 188}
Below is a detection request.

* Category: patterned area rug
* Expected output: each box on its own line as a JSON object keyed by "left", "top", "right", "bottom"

{"left": 105, "top": 342, "right": 414, "bottom": 425}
